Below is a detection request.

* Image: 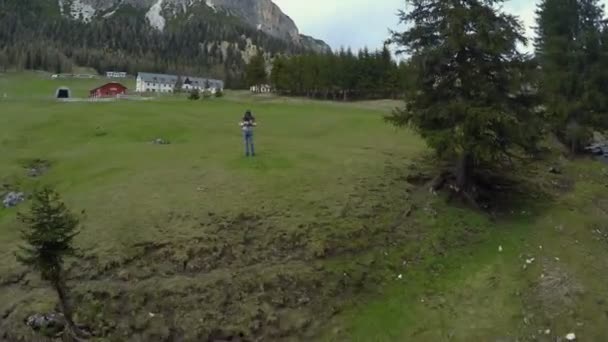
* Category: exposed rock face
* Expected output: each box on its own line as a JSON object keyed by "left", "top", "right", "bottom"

{"left": 208, "top": 0, "right": 300, "bottom": 42}
{"left": 59, "top": 0, "right": 331, "bottom": 52}
{"left": 300, "top": 34, "right": 332, "bottom": 53}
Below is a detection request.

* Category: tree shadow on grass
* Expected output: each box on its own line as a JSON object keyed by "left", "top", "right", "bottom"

{"left": 403, "top": 148, "right": 575, "bottom": 223}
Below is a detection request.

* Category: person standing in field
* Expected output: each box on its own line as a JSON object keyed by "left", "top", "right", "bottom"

{"left": 240, "top": 110, "right": 257, "bottom": 157}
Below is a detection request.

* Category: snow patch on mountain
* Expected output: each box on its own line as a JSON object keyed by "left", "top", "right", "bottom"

{"left": 146, "top": 0, "right": 166, "bottom": 31}
{"left": 58, "top": 0, "right": 66, "bottom": 15}
{"left": 69, "top": 0, "right": 96, "bottom": 22}
{"left": 103, "top": 9, "right": 118, "bottom": 18}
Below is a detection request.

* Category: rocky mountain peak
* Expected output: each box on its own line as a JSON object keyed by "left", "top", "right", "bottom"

{"left": 58, "top": 0, "right": 331, "bottom": 52}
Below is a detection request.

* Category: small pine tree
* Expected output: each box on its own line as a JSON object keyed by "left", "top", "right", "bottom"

{"left": 174, "top": 75, "right": 184, "bottom": 94}
{"left": 188, "top": 89, "right": 200, "bottom": 100}
{"left": 16, "top": 187, "right": 85, "bottom": 339}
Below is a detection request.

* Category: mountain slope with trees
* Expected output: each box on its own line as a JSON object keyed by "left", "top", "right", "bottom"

{"left": 0, "top": 0, "right": 330, "bottom": 87}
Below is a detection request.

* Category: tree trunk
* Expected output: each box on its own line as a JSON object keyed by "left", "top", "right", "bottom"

{"left": 571, "top": 138, "right": 576, "bottom": 155}
{"left": 453, "top": 151, "right": 484, "bottom": 209}
{"left": 455, "top": 152, "right": 473, "bottom": 192}
{"left": 52, "top": 275, "right": 83, "bottom": 340}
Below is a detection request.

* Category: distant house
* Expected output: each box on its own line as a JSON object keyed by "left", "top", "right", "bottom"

{"left": 250, "top": 84, "right": 272, "bottom": 93}
{"left": 89, "top": 82, "right": 128, "bottom": 98}
{"left": 136, "top": 72, "right": 224, "bottom": 94}
{"left": 106, "top": 71, "right": 127, "bottom": 78}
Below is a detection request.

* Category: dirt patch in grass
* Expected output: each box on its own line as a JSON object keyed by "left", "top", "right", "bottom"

{"left": 533, "top": 258, "right": 585, "bottom": 319}
{"left": 20, "top": 158, "right": 51, "bottom": 178}
{"left": 59, "top": 211, "right": 391, "bottom": 341}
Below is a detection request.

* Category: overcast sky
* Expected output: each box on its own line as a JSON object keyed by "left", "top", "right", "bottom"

{"left": 274, "top": 0, "right": 608, "bottom": 52}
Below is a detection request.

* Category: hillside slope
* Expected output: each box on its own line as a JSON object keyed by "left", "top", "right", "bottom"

{"left": 0, "top": 0, "right": 330, "bottom": 86}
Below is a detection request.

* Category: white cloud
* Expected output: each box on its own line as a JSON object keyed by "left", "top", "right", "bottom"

{"left": 274, "top": 0, "right": 608, "bottom": 52}
{"left": 274, "top": 0, "right": 403, "bottom": 51}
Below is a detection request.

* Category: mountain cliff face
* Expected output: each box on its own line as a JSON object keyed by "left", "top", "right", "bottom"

{"left": 57, "top": 0, "right": 330, "bottom": 53}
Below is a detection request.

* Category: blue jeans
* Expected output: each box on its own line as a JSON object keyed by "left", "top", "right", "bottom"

{"left": 244, "top": 130, "right": 255, "bottom": 156}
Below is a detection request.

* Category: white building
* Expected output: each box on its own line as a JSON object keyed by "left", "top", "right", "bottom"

{"left": 136, "top": 72, "right": 224, "bottom": 94}
{"left": 106, "top": 71, "right": 127, "bottom": 78}
{"left": 250, "top": 84, "right": 272, "bottom": 93}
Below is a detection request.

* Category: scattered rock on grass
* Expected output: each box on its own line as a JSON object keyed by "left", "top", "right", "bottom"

{"left": 549, "top": 166, "right": 562, "bottom": 174}
{"left": 585, "top": 143, "right": 608, "bottom": 155}
{"left": 566, "top": 332, "right": 576, "bottom": 341}
{"left": 585, "top": 133, "right": 608, "bottom": 157}
{"left": 24, "top": 159, "right": 51, "bottom": 178}
{"left": 25, "top": 312, "right": 65, "bottom": 337}
{"left": 2, "top": 192, "right": 25, "bottom": 208}
{"left": 95, "top": 126, "right": 108, "bottom": 137}
{"left": 152, "top": 138, "right": 171, "bottom": 145}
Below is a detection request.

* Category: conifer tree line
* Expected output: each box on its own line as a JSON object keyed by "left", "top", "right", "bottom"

{"left": 263, "top": 46, "right": 410, "bottom": 100}
{"left": 535, "top": 0, "right": 608, "bottom": 152}
{"left": 0, "top": 0, "right": 308, "bottom": 88}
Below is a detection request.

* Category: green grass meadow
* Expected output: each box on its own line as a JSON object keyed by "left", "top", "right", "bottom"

{"left": 2, "top": 72, "right": 608, "bottom": 341}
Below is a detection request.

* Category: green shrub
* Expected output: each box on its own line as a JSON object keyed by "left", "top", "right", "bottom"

{"left": 188, "top": 90, "right": 200, "bottom": 100}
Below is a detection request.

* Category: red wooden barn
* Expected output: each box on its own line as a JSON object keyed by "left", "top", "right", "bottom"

{"left": 89, "top": 82, "right": 128, "bottom": 98}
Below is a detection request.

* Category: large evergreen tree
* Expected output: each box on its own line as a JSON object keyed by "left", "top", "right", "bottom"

{"left": 387, "top": 0, "right": 541, "bottom": 196}
{"left": 535, "top": 0, "right": 607, "bottom": 151}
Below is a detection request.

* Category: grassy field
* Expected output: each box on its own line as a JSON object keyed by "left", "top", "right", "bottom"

{"left": 1, "top": 71, "right": 608, "bottom": 341}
